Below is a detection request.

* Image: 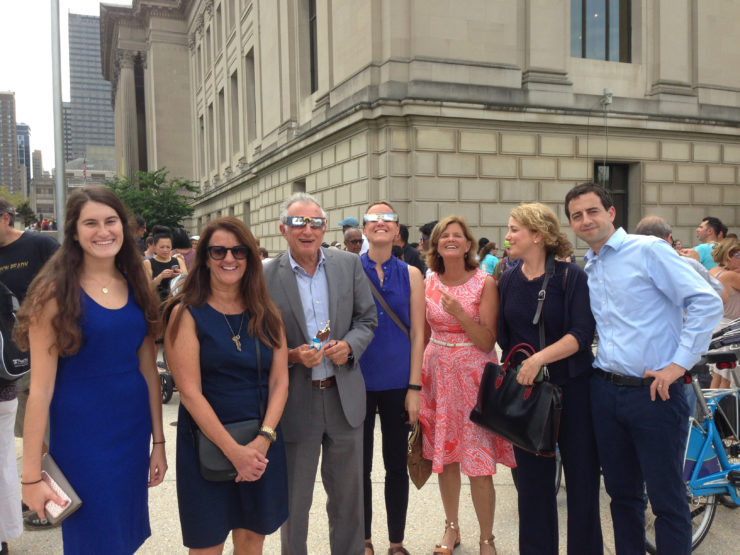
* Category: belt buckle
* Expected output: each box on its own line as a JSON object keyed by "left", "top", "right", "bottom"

{"left": 319, "top": 378, "right": 330, "bottom": 389}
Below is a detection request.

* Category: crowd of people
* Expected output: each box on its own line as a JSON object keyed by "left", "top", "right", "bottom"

{"left": 0, "top": 183, "right": 730, "bottom": 555}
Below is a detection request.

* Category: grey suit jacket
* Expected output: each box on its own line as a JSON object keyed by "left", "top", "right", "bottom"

{"left": 264, "top": 248, "right": 377, "bottom": 441}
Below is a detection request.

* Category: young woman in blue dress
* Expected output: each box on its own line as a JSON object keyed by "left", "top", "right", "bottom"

{"left": 16, "top": 186, "right": 166, "bottom": 554}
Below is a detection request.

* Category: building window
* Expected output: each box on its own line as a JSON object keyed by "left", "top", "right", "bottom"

{"left": 218, "top": 88, "right": 227, "bottom": 164}
{"left": 571, "top": 0, "right": 631, "bottom": 62}
{"left": 244, "top": 49, "right": 257, "bottom": 143}
{"left": 230, "top": 71, "right": 240, "bottom": 156}
{"left": 308, "top": 0, "right": 318, "bottom": 93}
{"left": 595, "top": 162, "right": 629, "bottom": 230}
{"left": 292, "top": 180, "right": 306, "bottom": 194}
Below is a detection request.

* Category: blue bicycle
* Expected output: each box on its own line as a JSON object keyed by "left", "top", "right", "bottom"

{"left": 645, "top": 351, "right": 740, "bottom": 553}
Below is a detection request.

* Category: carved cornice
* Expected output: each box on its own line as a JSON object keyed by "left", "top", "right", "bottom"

{"left": 188, "top": 34, "right": 196, "bottom": 50}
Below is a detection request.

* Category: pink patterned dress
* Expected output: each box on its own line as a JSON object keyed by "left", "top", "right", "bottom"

{"left": 420, "top": 270, "right": 515, "bottom": 476}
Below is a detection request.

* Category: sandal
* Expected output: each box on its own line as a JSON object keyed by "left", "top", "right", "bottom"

{"left": 365, "top": 540, "right": 374, "bottom": 555}
{"left": 433, "top": 520, "right": 461, "bottom": 554}
{"left": 388, "top": 547, "right": 410, "bottom": 554}
{"left": 480, "top": 535, "right": 497, "bottom": 555}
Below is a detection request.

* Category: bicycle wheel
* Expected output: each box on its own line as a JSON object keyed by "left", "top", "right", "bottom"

{"left": 645, "top": 493, "right": 718, "bottom": 554}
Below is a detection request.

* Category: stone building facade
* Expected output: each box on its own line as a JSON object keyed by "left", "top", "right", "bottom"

{"left": 101, "top": 0, "right": 740, "bottom": 254}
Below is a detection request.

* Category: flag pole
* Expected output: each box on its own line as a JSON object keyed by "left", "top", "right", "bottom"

{"left": 51, "top": 0, "right": 66, "bottom": 241}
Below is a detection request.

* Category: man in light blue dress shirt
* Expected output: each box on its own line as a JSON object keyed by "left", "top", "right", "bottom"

{"left": 264, "top": 193, "right": 377, "bottom": 555}
{"left": 565, "top": 184, "right": 723, "bottom": 554}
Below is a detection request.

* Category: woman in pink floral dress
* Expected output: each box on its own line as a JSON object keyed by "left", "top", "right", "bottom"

{"left": 420, "top": 215, "right": 515, "bottom": 555}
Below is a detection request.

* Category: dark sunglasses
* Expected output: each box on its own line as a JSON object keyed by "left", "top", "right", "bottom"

{"left": 207, "top": 245, "right": 250, "bottom": 260}
{"left": 346, "top": 239, "right": 363, "bottom": 245}
{"left": 285, "top": 216, "right": 326, "bottom": 228}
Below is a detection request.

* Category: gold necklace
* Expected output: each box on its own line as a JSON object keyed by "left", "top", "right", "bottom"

{"left": 84, "top": 274, "right": 116, "bottom": 294}
{"left": 223, "top": 312, "right": 246, "bottom": 352}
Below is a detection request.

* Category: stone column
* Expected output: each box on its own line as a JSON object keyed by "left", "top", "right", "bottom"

{"left": 117, "top": 50, "right": 139, "bottom": 180}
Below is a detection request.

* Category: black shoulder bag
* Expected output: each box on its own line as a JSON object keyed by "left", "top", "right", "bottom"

{"left": 470, "top": 254, "right": 563, "bottom": 456}
{"left": 194, "top": 336, "right": 267, "bottom": 481}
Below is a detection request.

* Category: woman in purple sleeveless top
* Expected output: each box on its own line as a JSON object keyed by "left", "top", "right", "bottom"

{"left": 359, "top": 201, "right": 425, "bottom": 555}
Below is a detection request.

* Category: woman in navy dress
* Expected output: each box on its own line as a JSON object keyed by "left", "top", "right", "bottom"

{"left": 359, "top": 202, "right": 425, "bottom": 555}
{"left": 17, "top": 186, "right": 166, "bottom": 554}
{"left": 164, "top": 217, "right": 289, "bottom": 553}
{"left": 497, "top": 203, "right": 602, "bottom": 555}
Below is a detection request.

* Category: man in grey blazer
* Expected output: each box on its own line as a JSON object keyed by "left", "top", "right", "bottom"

{"left": 264, "top": 193, "right": 377, "bottom": 555}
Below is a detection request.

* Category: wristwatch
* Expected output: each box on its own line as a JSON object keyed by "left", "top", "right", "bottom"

{"left": 258, "top": 425, "right": 277, "bottom": 443}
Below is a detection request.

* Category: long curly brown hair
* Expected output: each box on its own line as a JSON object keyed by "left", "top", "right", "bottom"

{"left": 164, "top": 217, "right": 283, "bottom": 348}
{"left": 13, "top": 186, "right": 160, "bottom": 355}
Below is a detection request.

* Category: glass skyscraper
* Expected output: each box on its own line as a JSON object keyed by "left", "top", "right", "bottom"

{"left": 65, "top": 13, "right": 114, "bottom": 162}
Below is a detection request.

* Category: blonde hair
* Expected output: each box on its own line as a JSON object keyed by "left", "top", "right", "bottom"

{"left": 711, "top": 238, "right": 740, "bottom": 266}
{"left": 509, "top": 203, "right": 573, "bottom": 259}
{"left": 425, "top": 215, "right": 478, "bottom": 274}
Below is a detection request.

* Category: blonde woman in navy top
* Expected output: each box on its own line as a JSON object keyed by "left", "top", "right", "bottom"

{"left": 359, "top": 202, "right": 425, "bottom": 555}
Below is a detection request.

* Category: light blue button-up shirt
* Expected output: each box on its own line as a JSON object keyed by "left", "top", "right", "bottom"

{"left": 585, "top": 228, "right": 723, "bottom": 377}
{"left": 288, "top": 249, "right": 334, "bottom": 380}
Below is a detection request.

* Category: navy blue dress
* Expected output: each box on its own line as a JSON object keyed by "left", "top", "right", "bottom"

{"left": 49, "top": 288, "right": 151, "bottom": 554}
{"left": 176, "top": 304, "right": 288, "bottom": 548}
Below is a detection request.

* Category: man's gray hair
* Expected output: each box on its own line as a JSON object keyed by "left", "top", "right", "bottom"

{"left": 635, "top": 215, "right": 672, "bottom": 240}
{"left": 0, "top": 197, "right": 16, "bottom": 226}
{"left": 344, "top": 228, "right": 361, "bottom": 241}
{"left": 279, "top": 192, "right": 327, "bottom": 223}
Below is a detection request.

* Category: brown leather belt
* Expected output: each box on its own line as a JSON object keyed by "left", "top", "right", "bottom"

{"left": 311, "top": 376, "right": 336, "bottom": 389}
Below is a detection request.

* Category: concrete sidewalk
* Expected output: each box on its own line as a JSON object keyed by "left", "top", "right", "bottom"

{"left": 9, "top": 392, "right": 737, "bottom": 554}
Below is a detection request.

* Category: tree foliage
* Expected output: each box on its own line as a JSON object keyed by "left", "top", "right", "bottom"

{"left": 15, "top": 200, "right": 37, "bottom": 226}
{"left": 0, "top": 186, "right": 24, "bottom": 206}
{"left": 105, "top": 168, "right": 199, "bottom": 231}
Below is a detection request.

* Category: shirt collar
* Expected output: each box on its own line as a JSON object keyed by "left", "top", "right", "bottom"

{"left": 584, "top": 227, "right": 626, "bottom": 262}
{"left": 287, "top": 247, "right": 326, "bottom": 275}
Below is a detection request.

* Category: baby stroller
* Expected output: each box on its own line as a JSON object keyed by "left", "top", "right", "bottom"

{"left": 158, "top": 273, "right": 187, "bottom": 404}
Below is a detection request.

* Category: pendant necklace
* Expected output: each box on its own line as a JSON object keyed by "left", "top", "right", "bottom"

{"left": 223, "top": 311, "right": 246, "bottom": 352}
{"left": 85, "top": 274, "right": 115, "bottom": 294}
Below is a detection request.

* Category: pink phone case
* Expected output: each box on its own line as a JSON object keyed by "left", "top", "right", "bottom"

{"left": 41, "top": 471, "right": 71, "bottom": 519}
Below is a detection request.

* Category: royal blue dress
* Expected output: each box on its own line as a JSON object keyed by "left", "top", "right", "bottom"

{"left": 176, "top": 304, "right": 288, "bottom": 549}
{"left": 49, "top": 288, "right": 151, "bottom": 554}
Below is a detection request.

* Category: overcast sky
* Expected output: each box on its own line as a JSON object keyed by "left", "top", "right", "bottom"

{"left": 0, "top": 1, "right": 130, "bottom": 173}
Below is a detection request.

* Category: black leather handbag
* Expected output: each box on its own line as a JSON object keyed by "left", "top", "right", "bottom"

{"left": 194, "top": 336, "right": 266, "bottom": 481}
{"left": 470, "top": 254, "right": 563, "bottom": 456}
{"left": 470, "top": 343, "right": 562, "bottom": 456}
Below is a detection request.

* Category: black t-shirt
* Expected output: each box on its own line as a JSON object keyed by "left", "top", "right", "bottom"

{"left": 0, "top": 232, "right": 60, "bottom": 302}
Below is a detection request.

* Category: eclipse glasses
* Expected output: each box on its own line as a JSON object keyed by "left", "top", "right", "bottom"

{"left": 363, "top": 213, "right": 399, "bottom": 223}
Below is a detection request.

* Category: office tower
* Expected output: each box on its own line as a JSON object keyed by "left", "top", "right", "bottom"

{"left": 32, "top": 150, "right": 43, "bottom": 180}
{"left": 65, "top": 13, "right": 114, "bottom": 162}
{"left": 63, "top": 102, "right": 73, "bottom": 162}
{"left": 0, "top": 91, "right": 21, "bottom": 195}
{"left": 17, "top": 123, "right": 31, "bottom": 193}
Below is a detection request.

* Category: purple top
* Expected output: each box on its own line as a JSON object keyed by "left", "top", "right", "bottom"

{"left": 359, "top": 253, "right": 411, "bottom": 391}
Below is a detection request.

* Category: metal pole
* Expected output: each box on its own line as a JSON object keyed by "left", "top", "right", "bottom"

{"left": 51, "top": 0, "right": 66, "bottom": 242}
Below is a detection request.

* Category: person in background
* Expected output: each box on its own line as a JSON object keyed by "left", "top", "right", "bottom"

{"left": 420, "top": 216, "right": 514, "bottom": 555}
{"left": 0, "top": 198, "right": 59, "bottom": 534}
{"left": 478, "top": 242, "right": 499, "bottom": 276}
{"left": 680, "top": 216, "right": 726, "bottom": 270}
{"left": 492, "top": 241, "right": 517, "bottom": 280}
{"left": 565, "top": 183, "right": 722, "bottom": 554}
{"left": 673, "top": 238, "right": 683, "bottom": 251}
{"left": 360, "top": 202, "right": 425, "bottom": 555}
{"left": 190, "top": 235, "right": 200, "bottom": 250}
{"left": 16, "top": 185, "right": 166, "bottom": 554}
{"left": 134, "top": 216, "right": 147, "bottom": 254}
{"left": 418, "top": 221, "right": 438, "bottom": 256}
{"left": 344, "top": 228, "right": 364, "bottom": 255}
{"left": 498, "top": 203, "right": 601, "bottom": 555}
{"left": 339, "top": 217, "right": 369, "bottom": 255}
{"left": 143, "top": 236, "right": 155, "bottom": 259}
{"left": 394, "top": 224, "right": 427, "bottom": 275}
{"left": 259, "top": 247, "right": 270, "bottom": 260}
{"left": 172, "top": 228, "right": 196, "bottom": 270}
{"left": 165, "top": 217, "right": 289, "bottom": 553}
{"left": 708, "top": 238, "right": 740, "bottom": 389}
{"left": 144, "top": 229, "right": 188, "bottom": 303}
